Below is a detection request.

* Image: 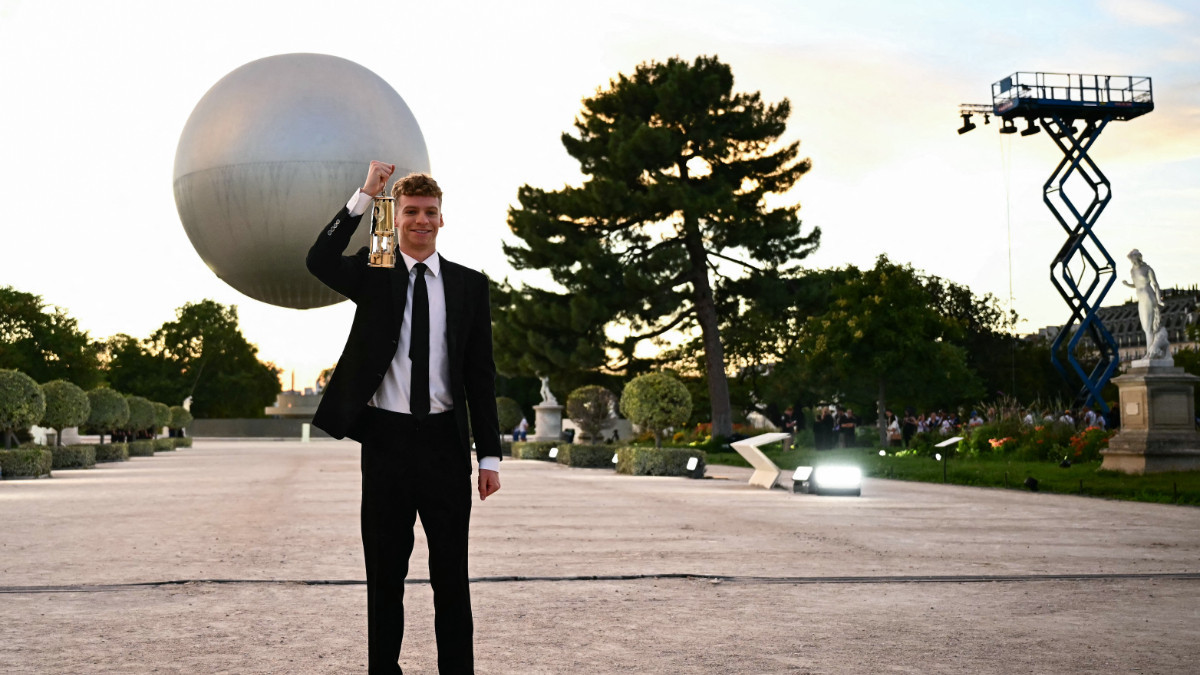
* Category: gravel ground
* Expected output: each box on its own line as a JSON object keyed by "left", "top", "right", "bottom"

{"left": 2, "top": 439, "right": 1198, "bottom": 674}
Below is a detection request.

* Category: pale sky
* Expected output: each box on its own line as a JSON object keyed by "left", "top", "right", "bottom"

{"left": 2, "top": 0, "right": 1198, "bottom": 396}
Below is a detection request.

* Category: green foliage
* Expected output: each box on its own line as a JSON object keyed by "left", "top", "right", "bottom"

{"left": 557, "top": 444, "right": 618, "bottom": 468}
{"left": 87, "top": 387, "right": 129, "bottom": 441}
{"left": 0, "top": 286, "right": 103, "bottom": 389}
{"left": 152, "top": 402, "right": 171, "bottom": 433}
{"left": 153, "top": 438, "right": 175, "bottom": 453}
{"left": 0, "top": 447, "right": 52, "bottom": 478}
{"left": 495, "top": 396, "right": 523, "bottom": 433}
{"left": 172, "top": 436, "right": 193, "bottom": 449}
{"left": 511, "top": 441, "right": 558, "bottom": 460}
{"left": 40, "top": 380, "right": 90, "bottom": 443}
{"left": 168, "top": 405, "right": 193, "bottom": 430}
{"left": 616, "top": 446, "right": 705, "bottom": 476}
{"left": 566, "top": 385, "right": 616, "bottom": 442}
{"left": 620, "top": 373, "right": 691, "bottom": 447}
{"left": 0, "top": 369, "right": 46, "bottom": 448}
{"left": 124, "top": 395, "right": 156, "bottom": 434}
{"left": 128, "top": 440, "right": 155, "bottom": 457}
{"left": 495, "top": 55, "right": 819, "bottom": 438}
{"left": 105, "top": 300, "right": 282, "bottom": 418}
{"left": 94, "top": 442, "right": 129, "bottom": 462}
{"left": 50, "top": 444, "right": 96, "bottom": 470}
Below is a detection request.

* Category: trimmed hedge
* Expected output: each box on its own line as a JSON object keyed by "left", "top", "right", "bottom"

{"left": 0, "top": 447, "right": 53, "bottom": 478}
{"left": 95, "top": 442, "right": 129, "bottom": 463}
{"left": 172, "top": 436, "right": 193, "bottom": 449}
{"left": 557, "top": 444, "right": 619, "bottom": 468}
{"left": 50, "top": 444, "right": 96, "bottom": 470}
{"left": 616, "top": 446, "right": 706, "bottom": 477}
{"left": 128, "top": 440, "right": 155, "bottom": 457}
{"left": 511, "top": 441, "right": 559, "bottom": 461}
{"left": 153, "top": 438, "right": 175, "bottom": 453}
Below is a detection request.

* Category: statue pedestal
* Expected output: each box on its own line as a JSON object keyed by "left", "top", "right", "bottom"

{"left": 530, "top": 404, "right": 564, "bottom": 442}
{"left": 1102, "top": 362, "right": 1200, "bottom": 474}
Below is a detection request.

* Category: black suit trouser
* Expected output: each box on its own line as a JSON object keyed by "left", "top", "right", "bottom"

{"left": 361, "top": 407, "right": 473, "bottom": 674}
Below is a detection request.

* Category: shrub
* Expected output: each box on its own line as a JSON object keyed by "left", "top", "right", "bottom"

{"left": 94, "top": 442, "right": 129, "bottom": 462}
{"left": 0, "top": 369, "right": 46, "bottom": 449}
{"left": 51, "top": 444, "right": 96, "bottom": 470}
{"left": 616, "top": 446, "right": 705, "bottom": 477}
{"left": 168, "top": 405, "right": 193, "bottom": 433}
{"left": 152, "top": 402, "right": 171, "bottom": 436}
{"left": 619, "top": 373, "right": 691, "bottom": 448}
{"left": 154, "top": 438, "right": 175, "bottom": 453}
{"left": 87, "top": 388, "right": 129, "bottom": 444}
{"left": 557, "top": 444, "right": 618, "bottom": 468}
{"left": 566, "top": 385, "right": 617, "bottom": 442}
{"left": 124, "top": 396, "right": 156, "bottom": 437}
{"left": 511, "top": 441, "right": 558, "bottom": 461}
{"left": 496, "top": 397, "right": 523, "bottom": 434}
{"left": 1069, "top": 426, "right": 1114, "bottom": 462}
{"left": 128, "top": 439, "right": 156, "bottom": 457}
{"left": 0, "top": 447, "right": 53, "bottom": 478}
{"left": 40, "top": 380, "right": 91, "bottom": 446}
{"left": 1016, "top": 422, "right": 1075, "bottom": 461}
{"left": 172, "top": 436, "right": 193, "bottom": 449}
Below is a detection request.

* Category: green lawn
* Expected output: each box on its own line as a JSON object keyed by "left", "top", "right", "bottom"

{"left": 701, "top": 444, "right": 1200, "bottom": 505}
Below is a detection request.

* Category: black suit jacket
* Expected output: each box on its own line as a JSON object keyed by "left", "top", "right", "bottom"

{"left": 305, "top": 206, "right": 502, "bottom": 468}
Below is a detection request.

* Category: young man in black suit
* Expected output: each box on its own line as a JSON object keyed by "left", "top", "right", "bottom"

{"left": 307, "top": 160, "right": 502, "bottom": 674}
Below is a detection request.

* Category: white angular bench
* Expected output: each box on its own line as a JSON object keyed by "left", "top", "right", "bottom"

{"left": 731, "top": 432, "right": 791, "bottom": 489}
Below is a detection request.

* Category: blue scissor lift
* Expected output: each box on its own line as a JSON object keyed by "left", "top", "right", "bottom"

{"left": 959, "top": 72, "right": 1154, "bottom": 413}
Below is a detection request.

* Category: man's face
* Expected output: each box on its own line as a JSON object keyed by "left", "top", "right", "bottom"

{"left": 395, "top": 194, "right": 444, "bottom": 258}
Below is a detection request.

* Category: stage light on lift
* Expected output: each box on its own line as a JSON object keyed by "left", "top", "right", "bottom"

{"left": 957, "top": 113, "right": 977, "bottom": 135}
{"left": 1020, "top": 119, "right": 1041, "bottom": 136}
{"left": 999, "top": 118, "right": 1019, "bottom": 134}
{"left": 793, "top": 465, "right": 862, "bottom": 496}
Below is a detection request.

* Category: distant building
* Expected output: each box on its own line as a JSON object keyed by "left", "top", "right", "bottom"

{"left": 265, "top": 390, "right": 322, "bottom": 419}
{"left": 1025, "top": 287, "right": 1199, "bottom": 363}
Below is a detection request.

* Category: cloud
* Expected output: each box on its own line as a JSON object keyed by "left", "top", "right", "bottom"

{"left": 1099, "top": 0, "right": 1191, "bottom": 26}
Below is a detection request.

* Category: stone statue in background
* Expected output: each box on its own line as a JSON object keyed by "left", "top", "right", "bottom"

{"left": 183, "top": 396, "right": 193, "bottom": 412}
{"left": 538, "top": 375, "right": 558, "bottom": 406}
{"left": 1123, "top": 249, "right": 1170, "bottom": 360}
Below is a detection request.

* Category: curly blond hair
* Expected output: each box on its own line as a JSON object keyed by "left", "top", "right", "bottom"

{"left": 391, "top": 172, "right": 443, "bottom": 202}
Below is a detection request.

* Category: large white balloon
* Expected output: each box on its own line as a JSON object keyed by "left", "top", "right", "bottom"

{"left": 173, "top": 53, "right": 430, "bottom": 309}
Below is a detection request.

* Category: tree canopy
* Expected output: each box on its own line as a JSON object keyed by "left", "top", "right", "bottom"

{"left": 0, "top": 286, "right": 103, "bottom": 389}
{"left": 495, "top": 55, "right": 819, "bottom": 437}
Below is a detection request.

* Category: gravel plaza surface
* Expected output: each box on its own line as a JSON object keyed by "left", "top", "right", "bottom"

{"left": 2, "top": 439, "right": 1199, "bottom": 674}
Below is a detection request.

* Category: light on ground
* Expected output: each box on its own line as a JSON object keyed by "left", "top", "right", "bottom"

{"left": 549, "top": 447, "right": 559, "bottom": 459}
{"left": 935, "top": 453, "right": 942, "bottom": 462}
{"left": 686, "top": 457, "right": 699, "bottom": 471}
{"left": 813, "top": 465, "right": 862, "bottom": 491}
{"left": 879, "top": 450, "right": 887, "bottom": 456}
{"left": 612, "top": 453, "right": 619, "bottom": 464}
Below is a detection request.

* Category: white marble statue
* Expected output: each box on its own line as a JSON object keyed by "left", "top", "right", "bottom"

{"left": 183, "top": 396, "right": 193, "bottom": 412}
{"left": 538, "top": 375, "right": 558, "bottom": 406}
{"left": 1122, "top": 249, "right": 1170, "bottom": 360}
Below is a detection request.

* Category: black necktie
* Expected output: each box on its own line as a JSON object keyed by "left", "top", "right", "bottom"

{"left": 409, "top": 262, "right": 430, "bottom": 420}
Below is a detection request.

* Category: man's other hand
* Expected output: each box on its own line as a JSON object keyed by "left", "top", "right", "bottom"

{"left": 478, "top": 469, "right": 500, "bottom": 501}
{"left": 362, "top": 160, "right": 396, "bottom": 197}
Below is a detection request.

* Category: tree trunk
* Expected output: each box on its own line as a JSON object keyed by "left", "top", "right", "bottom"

{"left": 877, "top": 378, "right": 888, "bottom": 449}
{"left": 682, "top": 215, "right": 734, "bottom": 438}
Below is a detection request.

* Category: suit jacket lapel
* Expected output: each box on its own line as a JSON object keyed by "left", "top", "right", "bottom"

{"left": 441, "top": 256, "right": 462, "bottom": 362}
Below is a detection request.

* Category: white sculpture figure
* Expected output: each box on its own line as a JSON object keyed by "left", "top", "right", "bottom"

{"left": 538, "top": 375, "right": 558, "bottom": 406}
{"left": 1122, "top": 249, "right": 1169, "bottom": 360}
{"left": 183, "top": 396, "right": 193, "bottom": 412}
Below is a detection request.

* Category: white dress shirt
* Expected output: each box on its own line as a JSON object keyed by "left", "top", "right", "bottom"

{"left": 348, "top": 191, "right": 499, "bottom": 472}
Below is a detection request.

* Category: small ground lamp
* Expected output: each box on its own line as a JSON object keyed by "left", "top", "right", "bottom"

{"left": 934, "top": 436, "right": 962, "bottom": 483}
{"left": 793, "top": 465, "right": 862, "bottom": 496}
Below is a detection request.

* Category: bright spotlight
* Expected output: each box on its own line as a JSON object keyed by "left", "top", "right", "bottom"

{"left": 1020, "top": 119, "right": 1041, "bottom": 136}
{"left": 957, "top": 113, "right": 977, "bottom": 135}
{"left": 611, "top": 453, "right": 619, "bottom": 464}
{"left": 791, "top": 466, "right": 814, "bottom": 494}
{"left": 879, "top": 450, "right": 887, "bottom": 457}
{"left": 935, "top": 453, "right": 943, "bottom": 462}
{"left": 686, "top": 457, "right": 699, "bottom": 471}
{"left": 810, "top": 465, "right": 862, "bottom": 497}
{"left": 549, "top": 447, "right": 559, "bottom": 459}
{"left": 1000, "top": 119, "right": 1018, "bottom": 134}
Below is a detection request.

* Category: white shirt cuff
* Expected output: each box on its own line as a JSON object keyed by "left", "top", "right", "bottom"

{"left": 346, "top": 190, "right": 373, "bottom": 217}
{"left": 479, "top": 456, "right": 500, "bottom": 472}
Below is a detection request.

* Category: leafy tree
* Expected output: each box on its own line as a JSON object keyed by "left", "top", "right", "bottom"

{"left": 497, "top": 55, "right": 819, "bottom": 437}
{"left": 495, "top": 397, "right": 523, "bottom": 435}
{"left": 168, "top": 405, "right": 194, "bottom": 433}
{"left": 152, "top": 402, "right": 171, "bottom": 437}
{"left": 620, "top": 372, "right": 692, "bottom": 448}
{"left": 107, "top": 300, "right": 281, "bottom": 418}
{"left": 86, "top": 387, "right": 129, "bottom": 444}
{"left": 0, "top": 369, "right": 46, "bottom": 449}
{"left": 40, "top": 380, "right": 90, "bottom": 446}
{"left": 566, "top": 385, "right": 616, "bottom": 442}
{"left": 0, "top": 286, "right": 103, "bottom": 389}
{"left": 795, "top": 256, "right": 983, "bottom": 447}
{"left": 124, "top": 395, "right": 156, "bottom": 438}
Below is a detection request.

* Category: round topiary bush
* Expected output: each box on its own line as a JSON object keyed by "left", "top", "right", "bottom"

{"left": 168, "top": 406, "right": 193, "bottom": 435}
{"left": 41, "top": 380, "right": 91, "bottom": 447}
{"left": 95, "top": 442, "right": 129, "bottom": 463}
{"left": 566, "top": 385, "right": 617, "bottom": 443}
{"left": 124, "top": 395, "right": 156, "bottom": 438}
{"left": 496, "top": 397, "right": 523, "bottom": 435}
{"left": 128, "top": 439, "right": 156, "bottom": 457}
{"left": 0, "top": 369, "right": 46, "bottom": 449}
{"left": 152, "top": 402, "right": 171, "bottom": 436}
{"left": 50, "top": 444, "right": 96, "bottom": 470}
{"left": 87, "top": 388, "right": 130, "bottom": 445}
{"left": 619, "top": 373, "right": 692, "bottom": 448}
